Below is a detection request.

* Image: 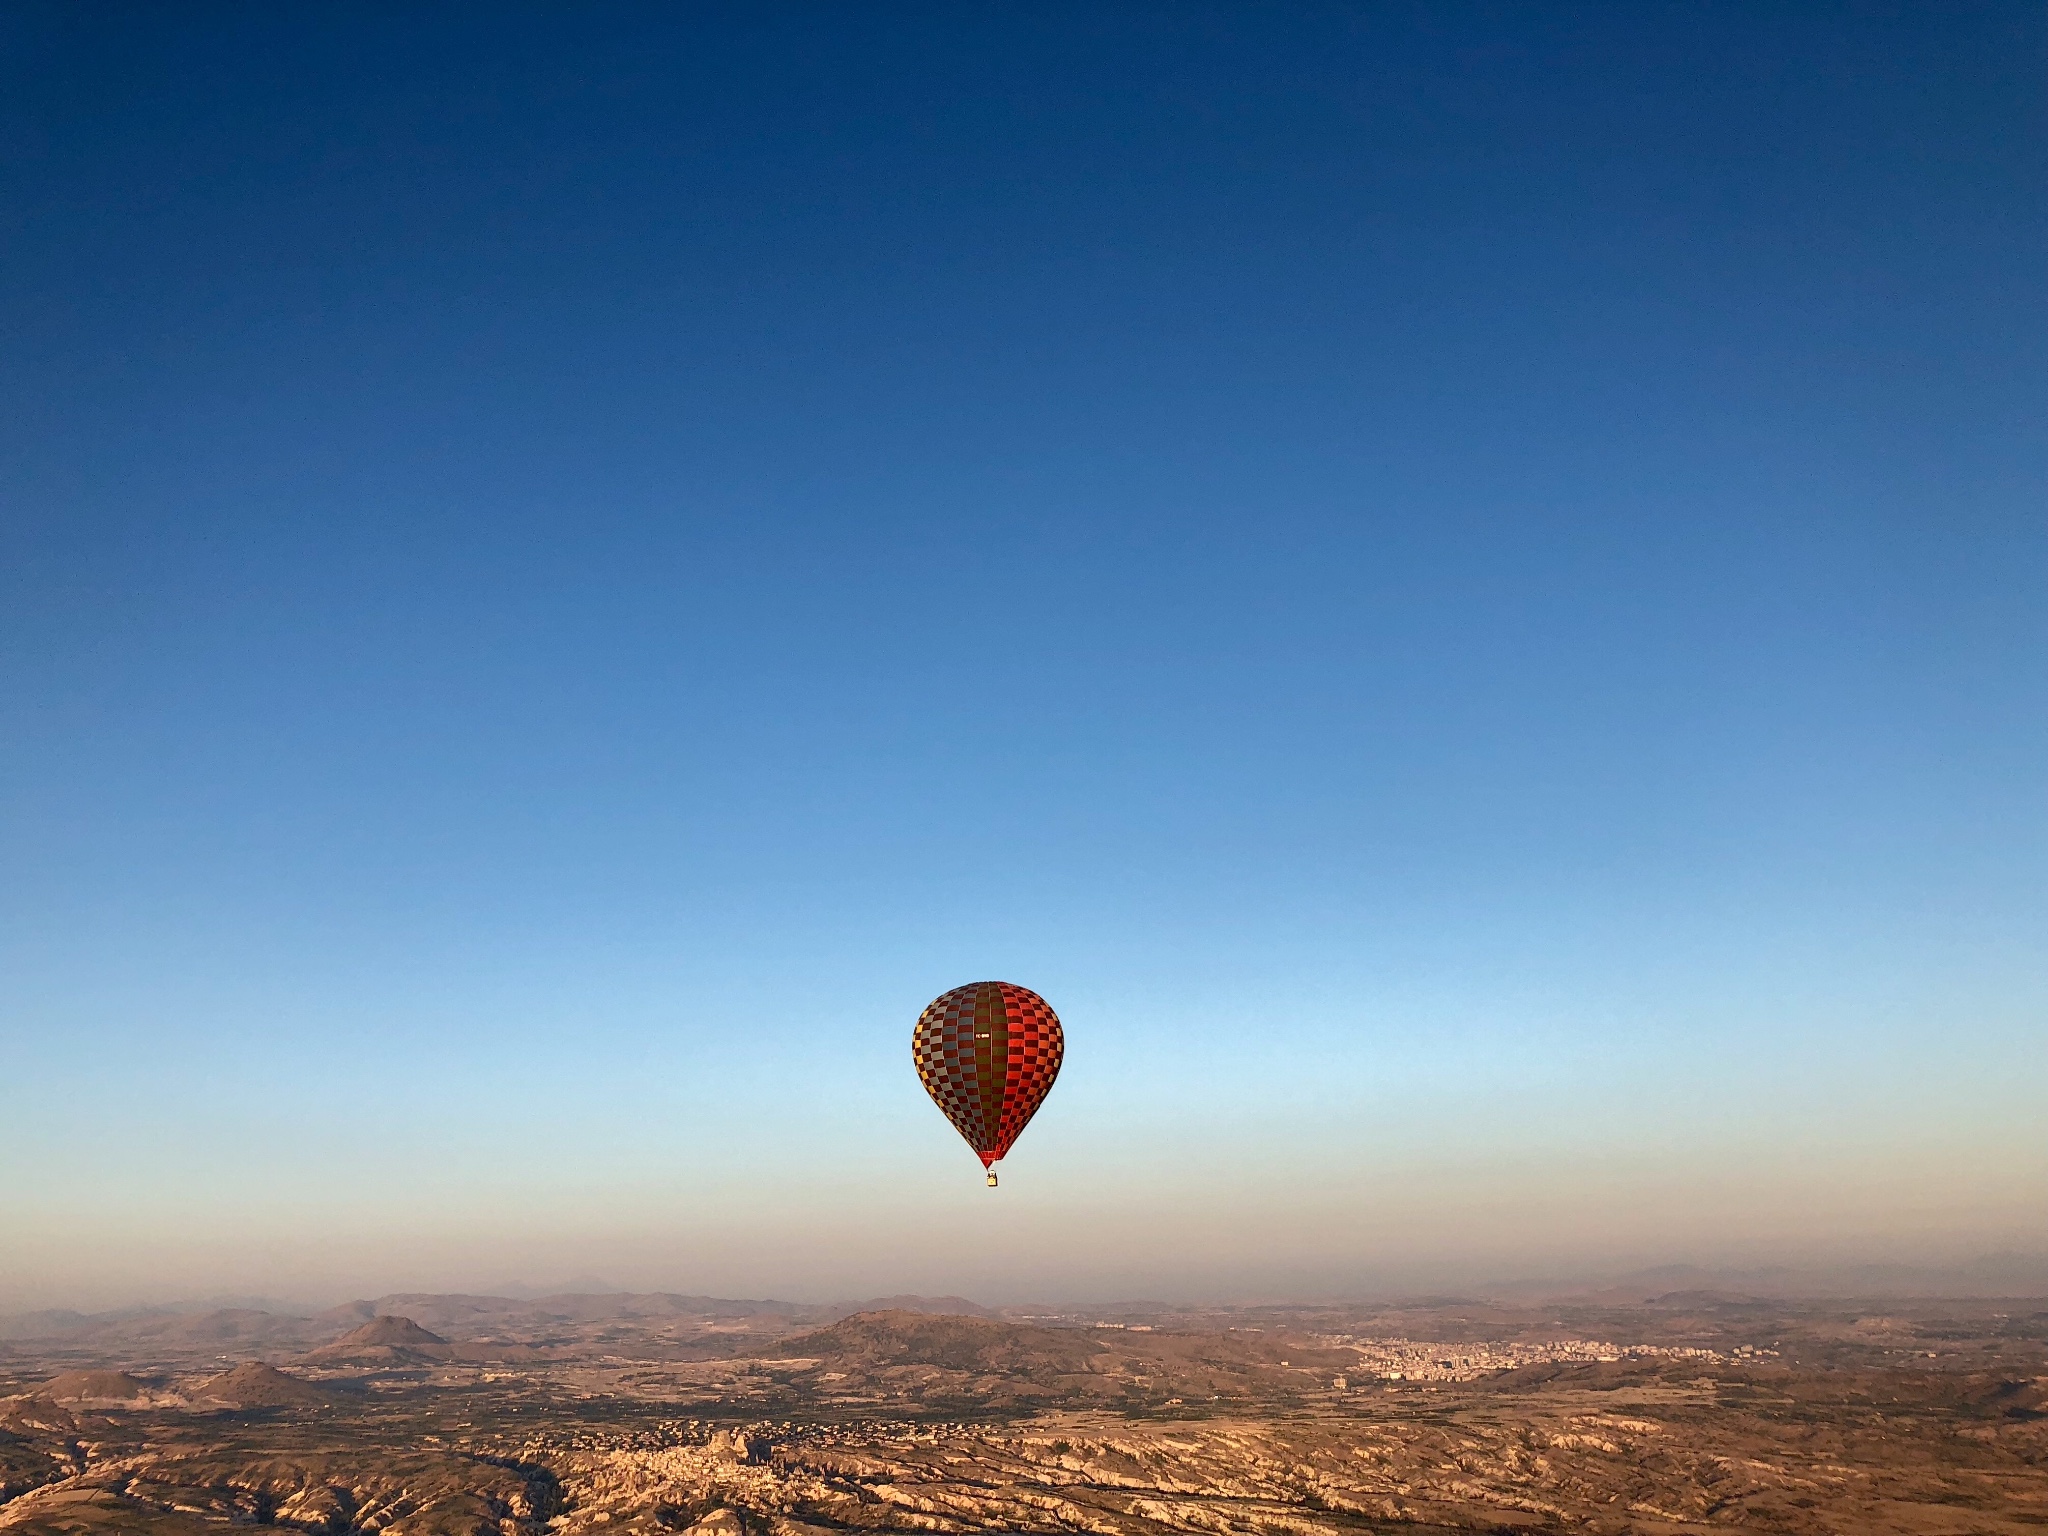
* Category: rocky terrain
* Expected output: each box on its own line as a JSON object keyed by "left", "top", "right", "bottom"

{"left": 0, "top": 1293, "right": 2041, "bottom": 1535}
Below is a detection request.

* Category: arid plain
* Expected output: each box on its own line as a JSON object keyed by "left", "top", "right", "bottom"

{"left": 1, "top": 1290, "right": 2043, "bottom": 1536}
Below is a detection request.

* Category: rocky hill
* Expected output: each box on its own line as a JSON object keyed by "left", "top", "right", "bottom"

{"left": 192, "top": 1363, "right": 335, "bottom": 1409}
{"left": 26, "top": 1372, "right": 156, "bottom": 1406}
{"left": 771, "top": 1310, "right": 1106, "bottom": 1375}
{"left": 301, "top": 1315, "right": 451, "bottom": 1364}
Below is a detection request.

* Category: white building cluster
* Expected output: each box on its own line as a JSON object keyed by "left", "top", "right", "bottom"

{"left": 1323, "top": 1336, "right": 1766, "bottom": 1384}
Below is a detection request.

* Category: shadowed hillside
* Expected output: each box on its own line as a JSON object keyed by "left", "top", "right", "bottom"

{"left": 193, "top": 1363, "right": 335, "bottom": 1409}
{"left": 771, "top": 1311, "right": 1106, "bottom": 1375}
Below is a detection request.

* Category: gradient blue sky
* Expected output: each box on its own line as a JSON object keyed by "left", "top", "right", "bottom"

{"left": 3, "top": 3, "right": 2043, "bottom": 1309}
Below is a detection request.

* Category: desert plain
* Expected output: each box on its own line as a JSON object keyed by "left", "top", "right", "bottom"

{"left": 1, "top": 1288, "right": 2043, "bottom": 1536}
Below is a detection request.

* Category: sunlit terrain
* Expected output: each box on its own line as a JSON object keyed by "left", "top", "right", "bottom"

{"left": 4, "top": 1291, "right": 2044, "bottom": 1534}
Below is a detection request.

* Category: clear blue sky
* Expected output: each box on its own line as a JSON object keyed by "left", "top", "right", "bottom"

{"left": 2, "top": 4, "right": 2042, "bottom": 1308}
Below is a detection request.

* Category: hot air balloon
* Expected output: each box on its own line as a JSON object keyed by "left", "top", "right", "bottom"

{"left": 912, "top": 981, "right": 1064, "bottom": 1187}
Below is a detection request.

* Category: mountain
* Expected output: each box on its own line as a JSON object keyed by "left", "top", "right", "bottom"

{"left": 1, "top": 1292, "right": 1000, "bottom": 1354}
{"left": 30, "top": 1371, "right": 155, "bottom": 1405}
{"left": 828, "top": 1295, "right": 993, "bottom": 1320}
{"left": 315, "top": 1292, "right": 808, "bottom": 1337}
{"left": 194, "top": 1362, "right": 336, "bottom": 1408}
{"left": 0, "top": 1307, "right": 324, "bottom": 1349}
{"left": 1483, "top": 1254, "right": 2048, "bottom": 1302}
{"left": 331, "top": 1316, "right": 447, "bottom": 1347}
{"left": 310, "top": 1292, "right": 992, "bottom": 1340}
{"left": 0, "top": 1310, "right": 93, "bottom": 1341}
{"left": 102, "top": 1309, "right": 325, "bottom": 1347}
{"left": 770, "top": 1310, "right": 1106, "bottom": 1376}
{"left": 302, "top": 1315, "right": 452, "bottom": 1364}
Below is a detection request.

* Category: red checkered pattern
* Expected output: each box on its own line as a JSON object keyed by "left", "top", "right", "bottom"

{"left": 912, "top": 981, "right": 1064, "bottom": 1169}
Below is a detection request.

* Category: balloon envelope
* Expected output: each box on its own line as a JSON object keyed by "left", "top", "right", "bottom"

{"left": 912, "top": 981, "right": 1064, "bottom": 1169}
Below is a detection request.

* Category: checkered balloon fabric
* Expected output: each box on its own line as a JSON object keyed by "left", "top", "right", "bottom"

{"left": 912, "top": 981, "right": 1064, "bottom": 1169}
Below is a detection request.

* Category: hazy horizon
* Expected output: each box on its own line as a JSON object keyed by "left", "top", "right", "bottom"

{"left": 11, "top": 1244, "right": 2048, "bottom": 1322}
